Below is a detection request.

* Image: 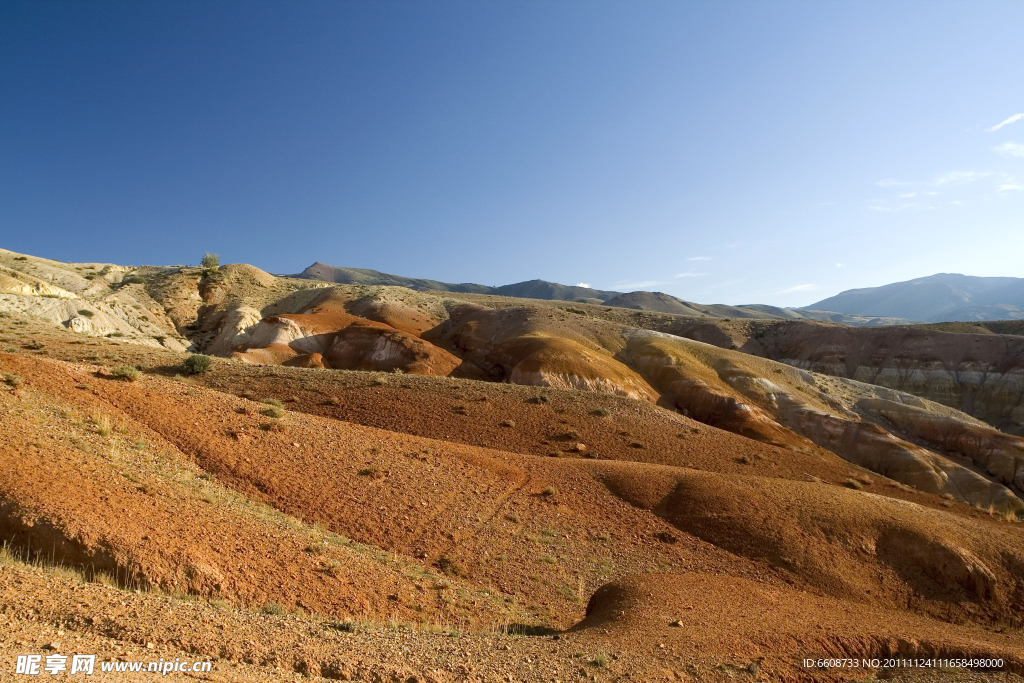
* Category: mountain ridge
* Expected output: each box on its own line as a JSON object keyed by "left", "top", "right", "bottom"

{"left": 806, "top": 273, "right": 1024, "bottom": 322}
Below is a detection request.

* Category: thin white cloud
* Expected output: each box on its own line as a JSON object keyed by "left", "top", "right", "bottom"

{"left": 612, "top": 280, "right": 663, "bottom": 290}
{"left": 673, "top": 272, "right": 706, "bottom": 278}
{"left": 934, "top": 170, "right": 990, "bottom": 185}
{"left": 999, "top": 183, "right": 1024, "bottom": 192}
{"left": 988, "top": 113, "right": 1024, "bottom": 132}
{"left": 687, "top": 256, "right": 711, "bottom": 261}
{"left": 876, "top": 178, "right": 913, "bottom": 187}
{"left": 951, "top": 200, "right": 965, "bottom": 206}
{"left": 835, "top": 263, "right": 843, "bottom": 268}
{"left": 779, "top": 284, "right": 818, "bottom": 294}
{"left": 898, "top": 192, "right": 917, "bottom": 198}
{"left": 994, "top": 141, "right": 1024, "bottom": 157}
{"left": 574, "top": 282, "right": 591, "bottom": 288}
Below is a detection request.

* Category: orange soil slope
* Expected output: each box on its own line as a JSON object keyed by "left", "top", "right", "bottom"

{"left": 574, "top": 573, "right": 1024, "bottom": 682}
{"left": 0, "top": 354, "right": 517, "bottom": 627}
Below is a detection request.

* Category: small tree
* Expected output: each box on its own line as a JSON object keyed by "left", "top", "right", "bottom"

{"left": 200, "top": 252, "right": 220, "bottom": 275}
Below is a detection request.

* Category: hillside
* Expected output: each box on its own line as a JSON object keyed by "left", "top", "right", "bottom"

{"left": 807, "top": 273, "right": 1024, "bottom": 322}
{"left": 3, "top": 246, "right": 1024, "bottom": 681}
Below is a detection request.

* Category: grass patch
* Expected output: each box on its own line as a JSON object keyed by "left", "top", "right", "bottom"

{"left": 91, "top": 412, "right": 112, "bottom": 437}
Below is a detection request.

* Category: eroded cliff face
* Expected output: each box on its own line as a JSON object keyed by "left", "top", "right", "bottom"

{"left": 655, "top": 318, "right": 1024, "bottom": 438}
{"left": 753, "top": 324, "right": 1024, "bottom": 437}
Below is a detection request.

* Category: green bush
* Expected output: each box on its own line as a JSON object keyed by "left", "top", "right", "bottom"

{"left": 181, "top": 354, "right": 213, "bottom": 375}
{"left": 110, "top": 365, "right": 140, "bottom": 381}
{"left": 77, "top": 309, "right": 94, "bottom": 317}
{"left": 200, "top": 252, "right": 220, "bottom": 275}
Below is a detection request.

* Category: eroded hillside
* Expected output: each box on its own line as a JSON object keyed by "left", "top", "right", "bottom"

{"left": 3, "top": 248, "right": 1024, "bottom": 681}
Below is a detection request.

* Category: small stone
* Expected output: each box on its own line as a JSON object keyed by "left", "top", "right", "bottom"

{"left": 670, "top": 620, "right": 683, "bottom": 627}
{"left": 146, "top": 642, "right": 156, "bottom": 649}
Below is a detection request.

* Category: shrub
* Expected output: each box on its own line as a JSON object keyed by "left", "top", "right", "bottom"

{"left": 181, "top": 354, "right": 213, "bottom": 375}
{"left": 77, "top": 309, "right": 94, "bottom": 317}
{"left": 110, "top": 365, "right": 140, "bottom": 381}
{"left": 200, "top": 252, "right": 220, "bottom": 275}
{"left": 2, "top": 373, "right": 22, "bottom": 387}
{"left": 261, "top": 406, "right": 284, "bottom": 418}
{"left": 436, "top": 556, "right": 463, "bottom": 577}
{"left": 260, "top": 398, "right": 283, "bottom": 407}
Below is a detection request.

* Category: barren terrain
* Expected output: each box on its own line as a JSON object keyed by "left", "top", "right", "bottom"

{"left": 2, "top": 248, "right": 1023, "bottom": 682}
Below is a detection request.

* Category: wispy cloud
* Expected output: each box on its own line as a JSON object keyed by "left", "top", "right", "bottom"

{"left": 835, "top": 263, "right": 843, "bottom": 268}
{"left": 687, "top": 256, "right": 711, "bottom": 261}
{"left": 865, "top": 199, "right": 935, "bottom": 212}
{"left": 779, "top": 284, "right": 818, "bottom": 294}
{"left": 999, "top": 183, "right": 1024, "bottom": 192}
{"left": 673, "top": 272, "right": 705, "bottom": 278}
{"left": 988, "top": 113, "right": 1024, "bottom": 132}
{"left": 574, "top": 282, "right": 591, "bottom": 288}
{"left": 876, "top": 172, "right": 988, "bottom": 190}
{"left": 934, "top": 170, "right": 990, "bottom": 185}
{"left": 876, "top": 178, "right": 913, "bottom": 188}
{"left": 612, "top": 280, "right": 663, "bottom": 291}
{"left": 994, "top": 141, "right": 1024, "bottom": 157}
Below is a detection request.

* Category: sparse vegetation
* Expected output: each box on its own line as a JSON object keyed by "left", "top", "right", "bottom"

{"left": 77, "top": 309, "right": 94, "bottom": 317}
{"left": 261, "top": 602, "right": 285, "bottom": 615}
{"left": 261, "top": 405, "right": 284, "bottom": 418}
{"left": 200, "top": 252, "right": 220, "bottom": 275}
{"left": 181, "top": 353, "right": 213, "bottom": 375}
{"left": 592, "top": 407, "right": 611, "bottom": 417}
{"left": 436, "top": 556, "right": 463, "bottom": 577}
{"left": 91, "top": 412, "right": 112, "bottom": 437}
{"left": 110, "top": 365, "right": 140, "bottom": 381}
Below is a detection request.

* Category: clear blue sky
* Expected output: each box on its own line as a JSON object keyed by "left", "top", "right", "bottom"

{"left": 2, "top": 1, "right": 1022, "bottom": 307}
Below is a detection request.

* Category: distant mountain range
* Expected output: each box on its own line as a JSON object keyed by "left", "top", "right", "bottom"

{"left": 294, "top": 264, "right": 1024, "bottom": 325}
{"left": 805, "top": 274, "right": 1024, "bottom": 323}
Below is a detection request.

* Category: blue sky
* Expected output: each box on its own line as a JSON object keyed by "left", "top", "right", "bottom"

{"left": 2, "top": 1, "right": 1022, "bottom": 307}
